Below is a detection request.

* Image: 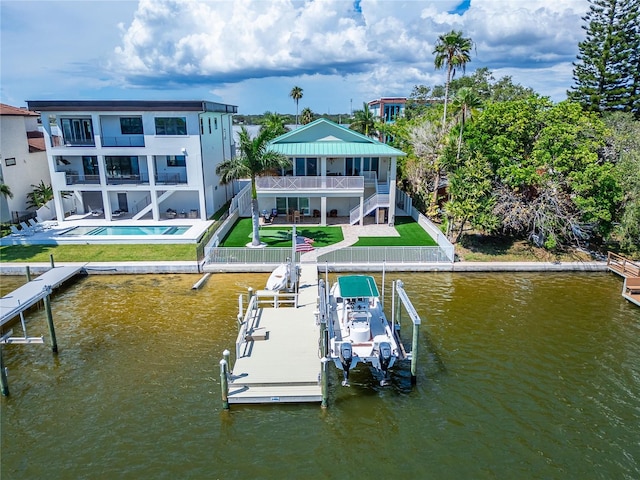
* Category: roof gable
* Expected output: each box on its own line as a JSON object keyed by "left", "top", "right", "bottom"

{"left": 0, "top": 103, "right": 39, "bottom": 117}
{"left": 268, "top": 118, "right": 406, "bottom": 157}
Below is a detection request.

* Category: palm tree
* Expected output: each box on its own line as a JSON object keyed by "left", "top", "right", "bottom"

{"left": 289, "top": 86, "right": 303, "bottom": 127}
{"left": 349, "top": 102, "right": 376, "bottom": 137}
{"left": 260, "top": 112, "right": 289, "bottom": 139}
{"left": 300, "top": 107, "right": 314, "bottom": 125}
{"left": 26, "top": 181, "right": 54, "bottom": 209}
{"left": 0, "top": 183, "right": 13, "bottom": 199}
{"left": 451, "top": 87, "right": 482, "bottom": 161}
{"left": 433, "top": 30, "right": 473, "bottom": 129}
{"left": 216, "top": 127, "right": 290, "bottom": 246}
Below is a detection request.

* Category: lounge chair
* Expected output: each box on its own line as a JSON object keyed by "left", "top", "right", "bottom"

{"left": 35, "top": 216, "right": 57, "bottom": 228}
{"left": 27, "top": 218, "right": 44, "bottom": 232}
{"left": 10, "top": 225, "right": 31, "bottom": 236}
{"left": 19, "top": 221, "right": 35, "bottom": 234}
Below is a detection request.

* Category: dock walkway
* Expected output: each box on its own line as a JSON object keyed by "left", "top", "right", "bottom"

{"left": 226, "top": 263, "right": 322, "bottom": 404}
{"left": 607, "top": 252, "right": 640, "bottom": 306}
{"left": 1, "top": 265, "right": 85, "bottom": 327}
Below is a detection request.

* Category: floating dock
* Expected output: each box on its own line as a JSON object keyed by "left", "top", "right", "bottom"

{"left": 607, "top": 252, "right": 640, "bottom": 307}
{"left": 225, "top": 263, "right": 322, "bottom": 404}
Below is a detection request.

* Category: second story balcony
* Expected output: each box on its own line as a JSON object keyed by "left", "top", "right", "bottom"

{"left": 101, "top": 135, "right": 145, "bottom": 147}
{"left": 65, "top": 173, "right": 101, "bottom": 185}
{"left": 256, "top": 175, "right": 364, "bottom": 195}
{"left": 107, "top": 172, "right": 150, "bottom": 185}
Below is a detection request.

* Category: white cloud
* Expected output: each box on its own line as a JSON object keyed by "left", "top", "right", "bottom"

{"left": 1, "top": 0, "right": 591, "bottom": 113}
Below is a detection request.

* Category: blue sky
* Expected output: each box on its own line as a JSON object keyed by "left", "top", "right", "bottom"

{"left": 1, "top": 0, "right": 589, "bottom": 115}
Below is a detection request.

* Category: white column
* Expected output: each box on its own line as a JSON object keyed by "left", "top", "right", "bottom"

{"left": 321, "top": 196, "right": 327, "bottom": 226}
{"left": 359, "top": 196, "right": 364, "bottom": 226}
{"left": 388, "top": 156, "right": 397, "bottom": 226}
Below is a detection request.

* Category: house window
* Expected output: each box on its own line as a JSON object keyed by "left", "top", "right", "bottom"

{"left": 4, "top": 157, "right": 16, "bottom": 166}
{"left": 363, "top": 157, "right": 379, "bottom": 173}
{"left": 208, "top": 118, "right": 212, "bottom": 134}
{"left": 105, "top": 156, "right": 139, "bottom": 177}
{"left": 61, "top": 118, "right": 94, "bottom": 145}
{"left": 295, "top": 157, "right": 317, "bottom": 176}
{"left": 215, "top": 118, "right": 218, "bottom": 130}
{"left": 155, "top": 117, "right": 187, "bottom": 135}
{"left": 200, "top": 118, "right": 204, "bottom": 135}
{"left": 167, "top": 155, "right": 186, "bottom": 167}
{"left": 120, "top": 117, "right": 143, "bottom": 134}
{"left": 276, "top": 197, "right": 309, "bottom": 216}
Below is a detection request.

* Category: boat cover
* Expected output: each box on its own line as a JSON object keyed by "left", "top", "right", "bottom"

{"left": 337, "top": 275, "right": 380, "bottom": 298}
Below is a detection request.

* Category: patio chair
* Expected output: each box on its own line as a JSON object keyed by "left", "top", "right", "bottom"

{"left": 20, "top": 221, "right": 35, "bottom": 234}
{"left": 293, "top": 210, "right": 301, "bottom": 223}
{"left": 36, "top": 216, "right": 57, "bottom": 228}
{"left": 27, "top": 218, "right": 44, "bottom": 232}
{"left": 10, "top": 225, "right": 31, "bottom": 236}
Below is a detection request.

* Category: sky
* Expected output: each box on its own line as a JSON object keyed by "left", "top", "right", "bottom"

{"left": 0, "top": 0, "right": 590, "bottom": 115}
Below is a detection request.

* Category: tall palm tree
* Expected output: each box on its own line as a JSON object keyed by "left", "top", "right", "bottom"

{"left": 451, "top": 87, "right": 482, "bottom": 161}
{"left": 349, "top": 102, "right": 376, "bottom": 137}
{"left": 433, "top": 30, "right": 473, "bottom": 129}
{"left": 216, "top": 127, "right": 290, "bottom": 246}
{"left": 300, "top": 107, "right": 314, "bottom": 125}
{"left": 0, "top": 183, "right": 13, "bottom": 199}
{"left": 289, "top": 86, "right": 303, "bottom": 127}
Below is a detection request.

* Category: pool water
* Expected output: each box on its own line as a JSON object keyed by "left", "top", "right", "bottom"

{"left": 60, "top": 226, "right": 190, "bottom": 236}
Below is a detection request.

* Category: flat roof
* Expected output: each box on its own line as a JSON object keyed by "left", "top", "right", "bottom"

{"left": 26, "top": 100, "right": 238, "bottom": 114}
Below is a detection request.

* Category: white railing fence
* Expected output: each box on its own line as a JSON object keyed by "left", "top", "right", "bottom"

{"left": 256, "top": 176, "right": 364, "bottom": 191}
{"left": 207, "top": 247, "right": 299, "bottom": 265}
{"left": 349, "top": 193, "right": 390, "bottom": 224}
{"left": 411, "top": 210, "right": 455, "bottom": 261}
{"left": 230, "top": 183, "right": 252, "bottom": 217}
{"left": 203, "top": 210, "right": 239, "bottom": 258}
{"left": 316, "top": 246, "right": 453, "bottom": 264}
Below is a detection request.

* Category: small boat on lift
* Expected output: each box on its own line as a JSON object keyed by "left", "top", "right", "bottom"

{"left": 327, "top": 275, "right": 402, "bottom": 386}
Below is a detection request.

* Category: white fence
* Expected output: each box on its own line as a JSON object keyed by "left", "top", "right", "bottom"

{"left": 230, "top": 183, "right": 252, "bottom": 216}
{"left": 316, "top": 246, "right": 453, "bottom": 264}
{"left": 411, "top": 210, "right": 455, "bottom": 262}
{"left": 207, "top": 247, "right": 299, "bottom": 265}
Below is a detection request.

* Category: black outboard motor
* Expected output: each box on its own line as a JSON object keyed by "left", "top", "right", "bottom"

{"left": 378, "top": 342, "right": 392, "bottom": 385}
{"left": 339, "top": 342, "right": 353, "bottom": 386}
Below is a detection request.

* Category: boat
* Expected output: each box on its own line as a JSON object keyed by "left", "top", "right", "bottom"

{"left": 265, "top": 263, "right": 290, "bottom": 291}
{"left": 327, "top": 275, "right": 402, "bottom": 386}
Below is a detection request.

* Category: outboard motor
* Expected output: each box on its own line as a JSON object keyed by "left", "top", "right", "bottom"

{"left": 378, "top": 342, "right": 392, "bottom": 385}
{"left": 339, "top": 342, "right": 353, "bottom": 386}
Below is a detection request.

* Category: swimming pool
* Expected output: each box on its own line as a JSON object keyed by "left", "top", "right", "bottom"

{"left": 60, "top": 226, "right": 190, "bottom": 236}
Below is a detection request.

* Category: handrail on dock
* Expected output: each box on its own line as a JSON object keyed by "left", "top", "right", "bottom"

{"left": 607, "top": 252, "right": 640, "bottom": 278}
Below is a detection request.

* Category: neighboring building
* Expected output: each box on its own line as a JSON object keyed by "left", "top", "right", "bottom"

{"left": 0, "top": 103, "right": 51, "bottom": 223}
{"left": 255, "top": 118, "right": 406, "bottom": 226}
{"left": 367, "top": 97, "right": 406, "bottom": 123}
{"left": 26, "top": 100, "right": 237, "bottom": 222}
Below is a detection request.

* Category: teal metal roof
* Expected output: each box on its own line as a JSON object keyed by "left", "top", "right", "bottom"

{"left": 337, "top": 275, "right": 380, "bottom": 298}
{"left": 268, "top": 118, "right": 406, "bottom": 157}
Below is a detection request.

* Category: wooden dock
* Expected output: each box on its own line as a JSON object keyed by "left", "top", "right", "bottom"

{"left": 226, "top": 264, "right": 322, "bottom": 404}
{"left": 607, "top": 252, "right": 640, "bottom": 306}
{"left": 1, "top": 265, "right": 86, "bottom": 327}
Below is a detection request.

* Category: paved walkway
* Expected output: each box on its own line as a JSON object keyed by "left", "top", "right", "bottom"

{"left": 300, "top": 223, "right": 398, "bottom": 262}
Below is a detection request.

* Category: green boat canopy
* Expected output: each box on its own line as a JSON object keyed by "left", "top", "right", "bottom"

{"left": 337, "top": 275, "right": 380, "bottom": 298}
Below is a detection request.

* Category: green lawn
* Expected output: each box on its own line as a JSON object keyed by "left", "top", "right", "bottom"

{"left": 352, "top": 216, "right": 437, "bottom": 246}
{"left": 220, "top": 218, "right": 344, "bottom": 247}
{"left": 0, "top": 243, "right": 197, "bottom": 263}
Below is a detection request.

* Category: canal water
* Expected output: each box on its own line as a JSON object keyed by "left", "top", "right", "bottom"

{"left": 1, "top": 271, "right": 639, "bottom": 479}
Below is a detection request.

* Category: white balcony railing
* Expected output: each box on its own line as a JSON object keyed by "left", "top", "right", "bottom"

{"left": 256, "top": 176, "right": 364, "bottom": 191}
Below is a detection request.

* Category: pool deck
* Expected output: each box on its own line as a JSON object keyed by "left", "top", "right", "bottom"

{"left": 1, "top": 218, "right": 212, "bottom": 246}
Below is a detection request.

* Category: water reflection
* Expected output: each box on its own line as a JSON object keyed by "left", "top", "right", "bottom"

{"left": 1, "top": 271, "right": 639, "bottom": 479}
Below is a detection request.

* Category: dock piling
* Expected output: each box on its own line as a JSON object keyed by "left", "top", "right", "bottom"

{"left": 49, "top": 254, "right": 55, "bottom": 268}
{"left": 321, "top": 357, "right": 330, "bottom": 408}
{"left": 25, "top": 266, "right": 31, "bottom": 282}
{"left": 220, "top": 358, "right": 230, "bottom": 410}
{"left": 43, "top": 287, "right": 58, "bottom": 354}
{"left": 0, "top": 345, "right": 9, "bottom": 396}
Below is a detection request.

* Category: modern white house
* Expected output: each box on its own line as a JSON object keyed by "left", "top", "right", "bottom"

{"left": 25, "top": 100, "right": 237, "bottom": 222}
{"left": 0, "top": 103, "right": 51, "bottom": 223}
{"left": 253, "top": 118, "right": 406, "bottom": 226}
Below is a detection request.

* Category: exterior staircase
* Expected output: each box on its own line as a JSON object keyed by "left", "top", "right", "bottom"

{"left": 349, "top": 182, "right": 390, "bottom": 225}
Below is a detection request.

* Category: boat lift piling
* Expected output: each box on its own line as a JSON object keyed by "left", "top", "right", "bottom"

{"left": 392, "top": 280, "right": 422, "bottom": 385}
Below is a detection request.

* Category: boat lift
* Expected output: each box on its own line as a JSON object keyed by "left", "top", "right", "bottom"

{"left": 317, "top": 277, "right": 422, "bottom": 386}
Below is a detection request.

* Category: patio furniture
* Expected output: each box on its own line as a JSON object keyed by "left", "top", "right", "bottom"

{"left": 293, "top": 210, "right": 301, "bottom": 223}
{"left": 26, "top": 219, "right": 44, "bottom": 232}
{"left": 329, "top": 209, "right": 338, "bottom": 217}
{"left": 10, "top": 225, "right": 31, "bottom": 236}
{"left": 313, "top": 209, "right": 320, "bottom": 217}
{"left": 19, "top": 221, "right": 35, "bottom": 234}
